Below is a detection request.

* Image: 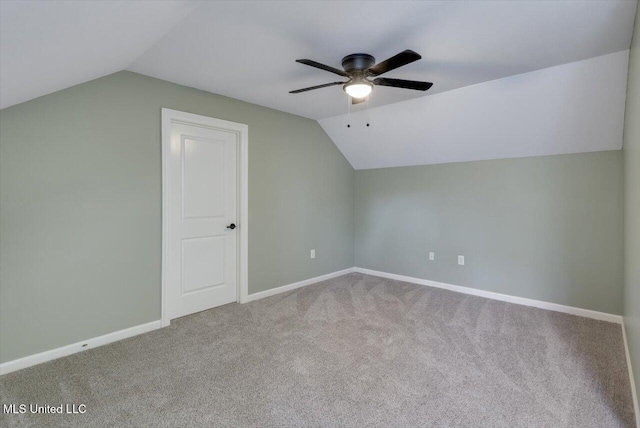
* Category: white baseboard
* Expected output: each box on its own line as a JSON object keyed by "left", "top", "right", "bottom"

{"left": 0, "top": 320, "right": 162, "bottom": 376}
{"left": 354, "top": 267, "right": 623, "bottom": 324}
{"left": 622, "top": 319, "right": 640, "bottom": 427}
{"left": 243, "top": 267, "right": 355, "bottom": 303}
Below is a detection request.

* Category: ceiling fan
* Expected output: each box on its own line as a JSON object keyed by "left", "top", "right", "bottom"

{"left": 289, "top": 50, "right": 433, "bottom": 104}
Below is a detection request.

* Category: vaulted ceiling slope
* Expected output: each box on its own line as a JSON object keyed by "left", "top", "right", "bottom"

{"left": 320, "top": 51, "right": 630, "bottom": 169}
{"left": 0, "top": 1, "right": 198, "bottom": 109}
{"left": 1, "top": 1, "right": 637, "bottom": 118}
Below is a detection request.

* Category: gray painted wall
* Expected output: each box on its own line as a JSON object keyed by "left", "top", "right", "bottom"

{"left": 0, "top": 67, "right": 630, "bottom": 373}
{"left": 0, "top": 71, "right": 354, "bottom": 363}
{"left": 355, "top": 151, "right": 624, "bottom": 314}
{"left": 623, "top": 3, "right": 640, "bottom": 398}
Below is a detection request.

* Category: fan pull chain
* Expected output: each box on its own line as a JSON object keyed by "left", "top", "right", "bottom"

{"left": 346, "top": 94, "right": 373, "bottom": 128}
{"left": 366, "top": 94, "right": 371, "bottom": 128}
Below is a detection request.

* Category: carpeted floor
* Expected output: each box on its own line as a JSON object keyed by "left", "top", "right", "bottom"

{"left": 0, "top": 273, "right": 636, "bottom": 427}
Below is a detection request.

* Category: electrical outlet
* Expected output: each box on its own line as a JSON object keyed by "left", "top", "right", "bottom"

{"left": 429, "top": 252, "right": 435, "bottom": 261}
{"left": 458, "top": 255, "right": 465, "bottom": 266}
{"left": 310, "top": 249, "right": 316, "bottom": 259}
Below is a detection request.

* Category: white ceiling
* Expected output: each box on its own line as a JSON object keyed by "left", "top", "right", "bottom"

{"left": 1, "top": 1, "right": 637, "bottom": 118}
{"left": 319, "top": 51, "right": 630, "bottom": 169}
{"left": 0, "top": 0, "right": 198, "bottom": 109}
{"left": 0, "top": 1, "right": 636, "bottom": 168}
{"left": 115, "top": 0, "right": 637, "bottom": 119}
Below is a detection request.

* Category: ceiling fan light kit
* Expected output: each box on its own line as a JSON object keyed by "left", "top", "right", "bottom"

{"left": 344, "top": 80, "right": 373, "bottom": 99}
{"left": 290, "top": 50, "right": 433, "bottom": 103}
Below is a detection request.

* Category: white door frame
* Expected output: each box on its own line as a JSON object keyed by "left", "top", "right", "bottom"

{"left": 161, "top": 108, "right": 249, "bottom": 327}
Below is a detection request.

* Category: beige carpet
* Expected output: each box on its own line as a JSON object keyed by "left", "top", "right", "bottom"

{"left": 0, "top": 273, "right": 636, "bottom": 427}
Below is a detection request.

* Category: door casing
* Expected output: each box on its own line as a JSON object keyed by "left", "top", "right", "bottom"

{"left": 161, "top": 108, "right": 249, "bottom": 327}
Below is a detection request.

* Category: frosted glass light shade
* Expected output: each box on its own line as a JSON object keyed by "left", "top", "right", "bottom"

{"left": 345, "top": 83, "right": 372, "bottom": 99}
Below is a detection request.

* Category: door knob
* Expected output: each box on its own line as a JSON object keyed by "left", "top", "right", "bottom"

{"left": 226, "top": 223, "right": 236, "bottom": 230}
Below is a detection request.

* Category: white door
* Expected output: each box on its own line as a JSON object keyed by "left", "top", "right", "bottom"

{"left": 164, "top": 113, "right": 239, "bottom": 321}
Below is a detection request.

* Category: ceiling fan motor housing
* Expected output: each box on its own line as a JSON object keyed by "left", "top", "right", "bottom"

{"left": 341, "top": 53, "right": 376, "bottom": 74}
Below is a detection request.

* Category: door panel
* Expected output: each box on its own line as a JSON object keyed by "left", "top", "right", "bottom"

{"left": 182, "top": 137, "right": 225, "bottom": 219}
{"left": 181, "top": 236, "right": 225, "bottom": 294}
{"left": 166, "top": 120, "right": 238, "bottom": 320}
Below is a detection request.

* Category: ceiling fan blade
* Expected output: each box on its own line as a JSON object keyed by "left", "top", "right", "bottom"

{"left": 289, "top": 81, "right": 346, "bottom": 94}
{"left": 296, "top": 59, "right": 350, "bottom": 77}
{"left": 368, "top": 50, "right": 421, "bottom": 76}
{"left": 373, "top": 78, "right": 433, "bottom": 91}
{"left": 352, "top": 97, "right": 367, "bottom": 105}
